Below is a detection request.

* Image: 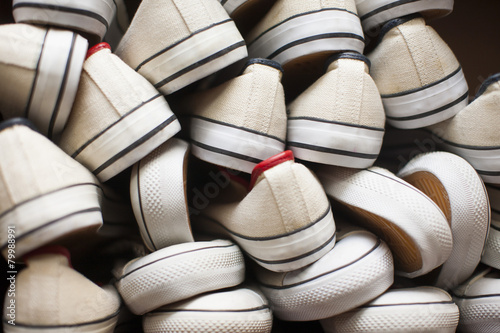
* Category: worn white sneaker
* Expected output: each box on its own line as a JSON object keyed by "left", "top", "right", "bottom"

{"left": 182, "top": 58, "right": 287, "bottom": 174}
{"left": 59, "top": 42, "right": 181, "bottom": 182}
{"left": 355, "top": 0, "right": 454, "bottom": 31}
{"left": 316, "top": 165, "right": 453, "bottom": 278}
{"left": 0, "top": 24, "right": 87, "bottom": 139}
{"left": 116, "top": 0, "right": 248, "bottom": 95}
{"left": 246, "top": 0, "right": 364, "bottom": 67}
{"left": 12, "top": 0, "right": 117, "bottom": 42}
{"left": 452, "top": 267, "right": 500, "bottom": 333}
{"left": 321, "top": 286, "right": 459, "bottom": 333}
{"left": 219, "top": 0, "right": 276, "bottom": 37}
{"left": 253, "top": 222, "right": 393, "bottom": 321}
{"left": 192, "top": 150, "right": 336, "bottom": 272}
{"left": 367, "top": 15, "right": 468, "bottom": 129}
{"left": 2, "top": 246, "right": 121, "bottom": 333}
{"left": 115, "top": 239, "right": 245, "bottom": 315}
{"left": 143, "top": 286, "right": 273, "bottom": 333}
{"left": 398, "top": 152, "right": 490, "bottom": 289}
{"left": 287, "top": 52, "right": 385, "bottom": 168}
{"left": 428, "top": 73, "right": 500, "bottom": 185}
{"left": 482, "top": 184, "right": 500, "bottom": 269}
{"left": 0, "top": 119, "right": 103, "bottom": 259}
{"left": 130, "top": 138, "right": 194, "bottom": 252}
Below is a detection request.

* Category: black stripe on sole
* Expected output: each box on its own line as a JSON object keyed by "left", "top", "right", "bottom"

{"left": 287, "top": 141, "right": 380, "bottom": 159}
{"left": 191, "top": 140, "right": 263, "bottom": 164}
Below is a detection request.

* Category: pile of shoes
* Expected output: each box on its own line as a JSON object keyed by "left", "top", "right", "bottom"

{"left": 1, "top": 0, "right": 499, "bottom": 332}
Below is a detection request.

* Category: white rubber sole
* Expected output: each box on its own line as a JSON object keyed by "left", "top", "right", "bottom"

{"left": 190, "top": 116, "right": 286, "bottom": 174}
{"left": 248, "top": 8, "right": 364, "bottom": 66}
{"left": 196, "top": 207, "right": 336, "bottom": 272}
{"left": 259, "top": 235, "right": 393, "bottom": 321}
{"left": 13, "top": 0, "right": 116, "bottom": 40}
{"left": 143, "top": 287, "right": 273, "bottom": 333}
{"left": 397, "top": 152, "right": 490, "bottom": 289}
{"left": 434, "top": 140, "right": 500, "bottom": 185}
{"left": 130, "top": 138, "right": 194, "bottom": 252}
{"left": 133, "top": 19, "right": 247, "bottom": 95}
{"left": 69, "top": 94, "right": 181, "bottom": 182}
{"left": 3, "top": 313, "right": 119, "bottom": 333}
{"left": 455, "top": 295, "right": 500, "bottom": 333}
{"left": 357, "top": 0, "right": 454, "bottom": 31}
{"left": 27, "top": 28, "right": 87, "bottom": 139}
{"left": 322, "top": 287, "right": 459, "bottom": 333}
{"left": 287, "top": 118, "right": 384, "bottom": 168}
{"left": 316, "top": 166, "right": 453, "bottom": 278}
{"left": 482, "top": 220, "right": 500, "bottom": 269}
{"left": 0, "top": 183, "right": 103, "bottom": 259}
{"left": 382, "top": 67, "right": 469, "bottom": 129}
{"left": 115, "top": 240, "right": 245, "bottom": 315}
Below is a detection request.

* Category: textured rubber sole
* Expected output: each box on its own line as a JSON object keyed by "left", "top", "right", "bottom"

{"left": 248, "top": 8, "right": 364, "bottom": 66}
{"left": 287, "top": 117, "right": 384, "bottom": 168}
{"left": 13, "top": 0, "right": 116, "bottom": 40}
{"left": 190, "top": 116, "right": 285, "bottom": 173}
{"left": 0, "top": 183, "right": 103, "bottom": 259}
{"left": 68, "top": 94, "right": 181, "bottom": 182}
{"left": 382, "top": 67, "right": 468, "bottom": 129}
{"left": 454, "top": 294, "right": 500, "bottom": 333}
{"left": 357, "top": 0, "right": 454, "bottom": 31}
{"left": 115, "top": 240, "right": 245, "bottom": 315}
{"left": 131, "top": 19, "right": 247, "bottom": 95}
{"left": 130, "top": 138, "right": 194, "bottom": 251}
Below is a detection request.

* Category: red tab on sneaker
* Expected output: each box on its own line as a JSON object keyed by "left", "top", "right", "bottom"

{"left": 23, "top": 245, "right": 72, "bottom": 268}
{"left": 86, "top": 42, "right": 111, "bottom": 59}
{"left": 249, "top": 150, "right": 294, "bottom": 190}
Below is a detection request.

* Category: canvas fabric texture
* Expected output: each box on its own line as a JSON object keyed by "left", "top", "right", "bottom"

{"left": 368, "top": 17, "right": 459, "bottom": 95}
{"left": 5, "top": 253, "right": 120, "bottom": 326}
{"left": 0, "top": 124, "right": 98, "bottom": 215}
{"left": 187, "top": 62, "right": 287, "bottom": 140}
{"left": 59, "top": 47, "right": 169, "bottom": 155}
{"left": 429, "top": 81, "right": 500, "bottom": 147}
{"left": 288, "top": 57, "right": 385, "bottom": 128}
{"left": 116, "top": 0, "right": 230, "bottom": 69}
{"left": 246, "top": 0, "right": 358, "bottom": 42}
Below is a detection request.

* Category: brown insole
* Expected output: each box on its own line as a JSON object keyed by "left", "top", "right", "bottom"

{"left": 403, "top": 171, "right": 452, "bottom": 225}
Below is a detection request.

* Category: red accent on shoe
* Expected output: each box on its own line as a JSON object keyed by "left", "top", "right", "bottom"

{"left": 249, "top": 150, "right": 294, "bottom": 190}
{"left": 23, "top": 245, "right": 72, "bottom": 268}
{"left": 86, "top": 42, "right": 111, "bottom": 59}
{"left": 218, "top": 166, "right": 250, "bottom": 189}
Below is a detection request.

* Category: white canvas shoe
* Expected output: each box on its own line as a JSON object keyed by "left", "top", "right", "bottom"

{"left": 316, "top": 165, "right": 453, "bottom": 278}
{"left": 246, "top": 0, "right": 364, "bottom": 67}
{"left": 452, "top": 267, "right": 500, "bottom": 333}
{"left": 0, "top": 119, "right": 103, "bottom": 260}
{"left": 12, "top": 0, "right": 117, "bottom": 42}
{"left": 0, "top": 24, "right": 87, "bottom": 139}
{"left": 192, "top": 150, "right": 336, "bottom": 272}
{"left": 59, "top": 42, "right": 181, "bottom": 182}
{"left": 253, "top": 222, "right": 393, "bottom": 321}
{"left": 143, "top": 286, "right": 273, "bottom": 333}
{"left": 355, "top": 0, "right": 454, "bottom": 31}
{"left": 115, "top": 239, "right": 245, "bottom": 315}
{"left": 367, "top": 15, "right": 468, "bottom": 129}
{"left": 218, "top": 0, "right": 276, "bottom": 37}
{"left": 130, "top": 138, "right": 194, "bottom": 252}
{"left": 116, "top": 0, "right": 248, "bottom": 95}
{"left": 398, "top": 152, "right": 490, "bottom": 289}
{"left": 321, "top": 286, "right": 459, "bottom": 333}
{"left": 482, "top": 184, "right": 500, "bottom": 269}
{"left": 428, "top": 73, "right": 500, "bottom": 185}
{"left": 182, "top": 58, "right": 287, "bottom": 174}
{"left": 287, "top": 52, "right": 385, "bottom": 168}
{"left": 2, "top": 246, "right": 121, "bottom": 333}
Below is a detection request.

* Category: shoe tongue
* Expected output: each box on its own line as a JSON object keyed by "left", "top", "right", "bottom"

{"left": 23, "top": 245, "right": 72, "bottom": 267}
{"left": 249, "top": 151, "right": 294, "bottom": 189}
{"left": 86, "top": 42, "right": 111, "bottom": 59}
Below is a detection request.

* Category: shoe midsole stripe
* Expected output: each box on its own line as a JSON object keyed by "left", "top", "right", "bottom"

{"left": 385, "top": 91, "right": 468, "bottom": 121}
{"left": 287, "top": 141, "right": 380, "bottom": 159}
{"left": 191, "top": 140, "right": 263, "bottom": 164}
{"left": 93, "top": 115, "right": 177, "bottom": 176}
{"left": 25, "top": 29, "right": 48, "bottom": 119}
{"left": 288, "top": 116, "right": 384, "bottom": 131}
{"left": 153, "top": 41, "right": 246, "bottom": 90}
{"left": 360, "top": 0, "right": 424, "bottom": 20}
{"left": 149, "top": 305, "right": 271, "bottom": 314}
{"left": 13, "top": 3, "right": 110, "bottom": 28}
{"left": 259, "top": 239, "right": 383, "bottom": 289}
